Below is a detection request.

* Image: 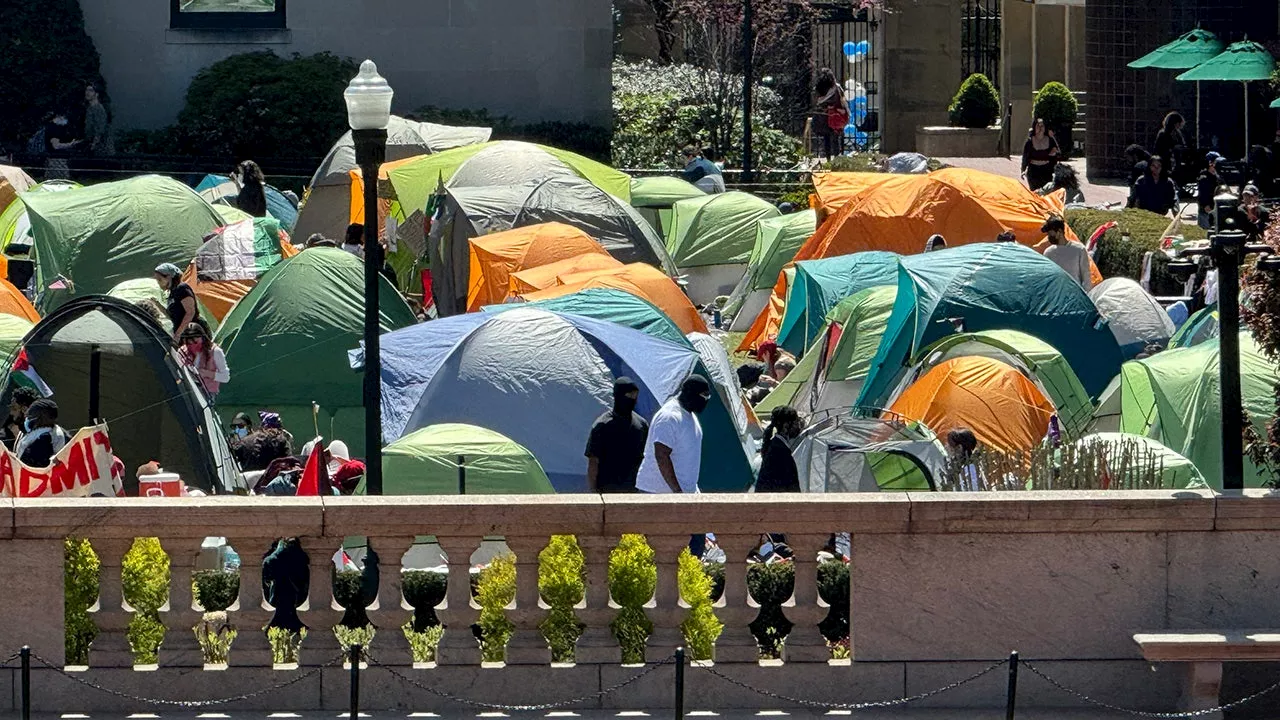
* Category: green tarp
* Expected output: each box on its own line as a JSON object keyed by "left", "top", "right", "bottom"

{"left": 777, "top": 251, "right": 901, "bottom": 357}
{"left": 378, "top": 423, "right": 554, "bottom": 495}
{"left": 746, "top": 210, "right": 817, "bottom": 291}
{"left": 485, "top": 288, "right": 688, "bottom": 347}
{"left": 215, "top": 247, "right": 418, "bottom": 456}
{"left": 23, "top": 175, "right": 224, "bottom": 312}
{"left": 665, "top": 191, "right": 780, "bottom": 267}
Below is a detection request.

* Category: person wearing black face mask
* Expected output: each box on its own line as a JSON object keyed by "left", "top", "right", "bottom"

{"left": 636, "top": 375, "right": 710, "bottom": 495}
{"left": 585, "top": 377, "right": 649, "bottom": 493}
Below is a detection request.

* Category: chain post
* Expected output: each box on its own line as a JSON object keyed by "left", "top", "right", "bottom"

{"left": 674, "top": 646, "right": 686, "bottom": 720}
{"left": 20, "top": 646, "right": 30, "bottom": 720}
{"left": 349, "top": 644, "right": 362, "bottom": 720}
{"left": 1005, "top": 650, "right": 1018, "bottom": 720}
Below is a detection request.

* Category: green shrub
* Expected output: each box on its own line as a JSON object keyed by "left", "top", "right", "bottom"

{"left": 193, "top": 570, "right": 240, "bottom": 612}
{"left": 1033, "top": 81, "right": 1078, "bottom": 138}
{"left": 334, "top": 624, "right": 375, "bottom": 662}
{"left": 474, "top": 554, "right": 516, "bottom": 663}
{"left": 121, "top": 538, "right": 169, "bottom": 665}
{"left": 677, "top": 549, "right": 722, "bottom": 662}
{"left": 194, "top": 611, "right": 237, "bottom": 665}
{"left": 333, "top": 568, "right": 372, "bottom": 629}
{"left": 402, "top": 569, "right": 447, "bottom": 632}
{"left": 948, "top": 74, "right": 1000, "bottom": 129}
{"left": 64, "top": 538, "right": 99, "bottom": 665}
{"left": 775, "top": 184, "right": 814, "bottom": 210}
{"left": 746, "top": 562, "right": 795, "bottom": 659}
{"left": 609, "top": 534, "right": 656, "bottom": 664}
{"left": 816, "top": 559, "right": 850, "bottom": 652}
{"left": 403, "top": 622, "right": 444, "bottom": 664}
{"left": 539, "top": 536, "right": 586, "bottom": 663}
{"left": 1065, "top": 208, "right": 1205, "bottom": 296}
{"left": 268, "top": 626, "right": 306, "bottom": 665}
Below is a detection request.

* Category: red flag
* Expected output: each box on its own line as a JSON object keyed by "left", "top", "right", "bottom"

{"left": 420, "top": 269, "right": 435, "bottom": 314}
{"left": 296, "top": 440, "right": 330, "bottom": 496}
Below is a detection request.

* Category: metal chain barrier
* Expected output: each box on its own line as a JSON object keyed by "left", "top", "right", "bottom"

{"left": 693, "top": 658, "right": 1009, "bottom": 710}
{"left": 28, "top": 651, "right": 345, "bottom": 709}
{"left": 0, "top": 652, "right": 22, "bottom": 668}
{"left": 369, "top": 652, "right": 677, "bottom": 711}
{"left": 1022, "top": 660, "right": 1280, "bottom": 718}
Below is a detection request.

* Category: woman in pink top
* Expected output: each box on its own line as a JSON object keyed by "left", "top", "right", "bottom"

{"left": 179, "top": 323, "right": 230, "bottom": 403}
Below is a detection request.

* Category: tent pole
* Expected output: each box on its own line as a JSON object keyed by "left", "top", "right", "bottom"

{"left": 88, "top": 345, "right": 100, "bottom": 422}
{"left": 458, "top": 454, "right": 466, "bottom": 495}
{"left": 1245, "top": 81, "right": 1250, "bottom": 157}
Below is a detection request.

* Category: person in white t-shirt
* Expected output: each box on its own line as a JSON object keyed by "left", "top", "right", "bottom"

{"left": 635, "top": 375, "right": 712, "bottom": 495}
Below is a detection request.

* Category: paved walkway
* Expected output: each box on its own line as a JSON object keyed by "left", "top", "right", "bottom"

{"left": 935, "top": 156, "right": 1130, "bottom": 208}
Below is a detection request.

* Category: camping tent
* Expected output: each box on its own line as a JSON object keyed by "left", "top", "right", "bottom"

{"left": 894, "top": 329, "right": 1095, "bottom": 439}
{"left": 1072, "top": 432, "right": 1206, "bottom": 489}
{"left": 792, "top": 409, "right": 947, "bottom": 492}
{"left": 1089, "top": 277, "right": 1176, "bottom": 357}
{"left": 0, "top": 314, "right": 32, "bottom": 373}
{"left": 664, "top": 192, "right": 780, "bottom": 301}
{"left": 378, "top": 423, "right": 554, "bottom": 495}
{"left": 1168, "top": 304, "right": 1219, "bottom": 348}
{"left": 376, "top": 307, "right": 754, "bottom": 492}
{"left": 182, "top": 217, "right": 298, "bottom": 322}
{"left": 429, "top": 179, "right": 676, "bottom": 316}
{"left": 725, "top": 210, "right": 817, "bottom": 331}
{"left": 106, "top": 278, "right": 216, "bottom": 332}
{"left": 687, "top": 331, "right": 757, "bottom": 449}
{"left": 888, "top": 355, "right": 1057, "bottom": 454}
{"left": 10, "top": 296, "right": 240, "bottom": 493}
{"left": 1089, "top": 332, "right": 1279, "bottom": 488}
{"left": 0, "top": 180, "right": 80, "bottom": 251}
{"left": 0, "top": 278, "right": 39, "bottom": 324}
{"left": 773, "top": 251, "right": 901, "bottom": 356}
{"left": 631, "top": 176, "right": 705, "bottom": 238}
{"left": 194, "top": 174, "right": 299, "bottom": 232}
{"left": 293, "top": 115, "right": 491, "bottom": 243}
{"left": 486, "top": 287, "right": 687, "bottom": 346}
{"left": 0, "top": 166, "right": 36, "bottom": 217}
{"left": 521, "top": 262, "right": 708, "bottom": 335}
{"left": 215, "top": 247, "right": 418, "bottom": 456}
{"left": 465, "top": 223, "right": 609, "bottom": 311}
{"left": 509, "top": 253, "right": 624, "bottom": 296}
{"left": 858, "top": 243, "right": 1123, "bottom": 407}
{"left": 23, "top": 175, "right": 224, "bottom": 311}
{"left": 810, "top": 172, "right": 897, "bottom": 213}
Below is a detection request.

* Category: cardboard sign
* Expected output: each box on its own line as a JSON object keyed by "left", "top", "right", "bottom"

{"left": 0, "top": 424, "right": 117, "bottom": 498}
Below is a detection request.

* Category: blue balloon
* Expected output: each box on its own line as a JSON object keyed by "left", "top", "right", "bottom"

{"left": 854, "top": 130, "right": 869, "bottom": 145}
{"left": 857, "top": 40, "right": 870, "bottom": 55}
{"left": 853, "top": 96, "right": 868, "bottom": 107}
{"left": 843, "top": 124, "right": 858, "bottom": 137}
{"left": 842, "top": 41, "right": 857, "bottom": 56}
{"left": 853, "top": 107, "right": 868, "bottom": 122}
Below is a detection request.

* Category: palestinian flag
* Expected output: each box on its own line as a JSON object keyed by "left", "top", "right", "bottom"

{"left": 11, "top": 349, "right": 51, "bottom": 397}
{"left": 195, "top": 218, "right": 288, "bottom": 282}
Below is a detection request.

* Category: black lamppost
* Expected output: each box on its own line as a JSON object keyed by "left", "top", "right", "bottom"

{"left": 344, "top": 60, "right": 393, "bottom": 495}
{"left": 740, "top": 0, "right": 755, "bottom": 184}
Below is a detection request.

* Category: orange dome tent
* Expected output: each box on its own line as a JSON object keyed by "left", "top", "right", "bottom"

{"left": 810, "top": 171, "right": 896, "bottom": 215}
{"left": 509, "top": 252, "right": 624, "bottom": 296}
{"left": 466, "top": 222, "right": 609, "bottom": 311}
{"left": 888, "top": 355, "right": 1055, "bottom": 455}
{"left": 0, "top": 277, "right": 38, "bottom": 323}
{"left": 521, "top": 263, "right": 708, "bottom": 335}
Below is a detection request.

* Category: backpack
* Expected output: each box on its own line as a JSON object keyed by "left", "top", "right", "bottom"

{"left": 826, "top": 103, "right": 850, "bottom": 131}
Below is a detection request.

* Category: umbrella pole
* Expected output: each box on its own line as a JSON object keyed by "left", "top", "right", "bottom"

{"left": 1245, "top": 81, "right": 1250, "bottom": 157}
{"left": 1196, "top": 81, "right": 1201, "bottom": 148}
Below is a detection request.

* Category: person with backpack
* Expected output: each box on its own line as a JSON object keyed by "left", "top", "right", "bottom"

{"left": 815, "top": 68, "right": 848, "bottom": 159}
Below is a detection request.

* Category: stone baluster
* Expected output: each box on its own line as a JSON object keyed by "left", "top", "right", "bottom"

{"left": 784, "top": 533, "right": 835, "bottom": 663}
{"left": 87, "top": 537, "right": 134, "bottom": 668}
{"left": 226, "top": 537, "right": 275, "bottom": 668}
{"left": 713, "top": 533, "right": 760, "bottom": 664}
{"left": 365, "top": 536, "right": 415, "bottom": 666}
{"left": 503, "top": 535, "right": 550, "bottom": 665}
{"left": 159, "top": 539, "right": 202, "bottom": 667}
{"left": 575, "top": 534, "right": 617, "bottom": 665}
{"left": 434, "top": 535, "right": 480, "bottom": 666}
{"left": 645, "top": 534, "right": 690, "bottom": 663}
{"left": 303, "top": 538, "right": 342, "bottom": 663}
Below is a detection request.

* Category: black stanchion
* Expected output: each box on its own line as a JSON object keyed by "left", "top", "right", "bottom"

{"left": 674, "top": 646, "right": 685, "bottom": 720}
{"left": 1005, "top": 650, "right": 1019, "bottom": 720}
{"left": 20, "top": 646, "right": 30, "bottom": 720}
{"left": 349, "top": 644, "right": 362, "bottom": 720}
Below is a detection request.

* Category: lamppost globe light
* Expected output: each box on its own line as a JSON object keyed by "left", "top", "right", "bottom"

{"left": 344, "top": 59, "right": 394, "bottom": 131}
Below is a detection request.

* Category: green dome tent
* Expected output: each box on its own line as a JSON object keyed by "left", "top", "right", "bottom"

{"left": 375, "top": 423, "right": 554, "bottom": 495}
{"left": 0, "top": 314, "right": 33, "bottom": 376}
{"left": 776, "top": 251, "right": 901, "bottom": 357}
{"left": 106, "top": 278, "right": 217, "bottom": 332}
{"left": 630, "top": 176, "right": 704, "bottom": 238}
{"left": 664, "top": 191, "right": 780, "bottom": 302}
{"left": 1089, "top": 332, "right": 1279, "bottom": 489}
{"left": 23, "top": 175, "right": 224, "bottom": 312}
{"left": 0, "top": 180, "right": 79, "bottom": 251}
{"left": 1071, "top": 432, "right": 1206, "bottom": 489}
{"left": 1168, "top": 304, "right": 1219, "bottom": 348}
{"left": 214, "top": 247, "right": 418, "bottom": 456}
{"left": 725, "top": 210, "right": 817, "bottom": 331}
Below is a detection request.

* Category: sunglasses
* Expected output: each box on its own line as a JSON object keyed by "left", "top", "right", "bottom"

{"left": 231, "top": 423, "right": 248, "bottom": 430}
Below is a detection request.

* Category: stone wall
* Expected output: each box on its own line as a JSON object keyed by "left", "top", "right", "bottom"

{"left": 882, "top": 0, "right": 964, "bottom": 153}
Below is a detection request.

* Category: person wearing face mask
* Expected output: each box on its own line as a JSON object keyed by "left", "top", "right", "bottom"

{"left": 44, "top": 112, "right": 80, "bottom": 180}
{"left": 228, "top": 412, "right": 254, "bottom": 442}
{"left": 585, "top": 377, "right": 649, "bottom": 493}
{"left": 755, "top": 405, "right": 804, "bottom": 493}
{"left": 178, "top": 323, "right": 230, "bottom": 403}
{"left": 16, "top": 399, "right": 69, "bottom": 468}
{"left": 635, "top": 375, "right": 710, "bottom": 495}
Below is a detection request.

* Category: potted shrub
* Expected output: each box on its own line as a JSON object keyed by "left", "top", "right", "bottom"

{"left": 917, "top": 73, "right": 1002, "bottom": 157}
{"left": 949, "top": 73, "right": 1001, "bottom": 129}
{"left": 1033, "top": 81, "right": 1079, "bottom": 158}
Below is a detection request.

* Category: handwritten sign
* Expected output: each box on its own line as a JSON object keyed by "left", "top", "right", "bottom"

{"left": 0, "top": 424, "right": 117, "bottom": 498}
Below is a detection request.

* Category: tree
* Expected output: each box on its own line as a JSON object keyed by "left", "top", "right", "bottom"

{"left": 1241, "top": 223, "right": 1280, "bottom": 484}
{"left": 0, "top": 0, "right": 106, "bottom": 147}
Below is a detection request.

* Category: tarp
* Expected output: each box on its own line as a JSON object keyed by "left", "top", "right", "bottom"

{"left": 1072, "top": 432, "right": 1206, "bottom": 489}
{"left": 194, "top": 174, "right": 299, "bottom": 232}
{"left": 215, "top": 247, "right": 418, "bottom": 457}
{"left": 665, "top": 192, "right": 780, "bottom": 267}
{"left": 774, "top": 251, "right": 901, "bottom": 356}
{"left": 376, "top": 307, "right": 754, "bottom": 492}
{"left": 1094, "top": 332, "right": 1279, "bottom": 488}
{"left": 379, "top": 423, "right": 554, "bottom": 495}
{"left": 23, "top": 175, "right": 225, "bottom": 311}
{"left": 1089, "top": 277, "right": 1176, "bottom": 357}
{"left": 182, "top": 217, "right": 299, "bottom": 321}
{"left": 792, "top": 410, "right": 947, "bottom": 492}
{"left": 509, "top": 253, "right": 624, "bottom": 295}
{"left": 1168, "top": 304, "right": 1219, "bottom": 348}
{"left": 10, "top": 296, "right": 241, "bottom": 493}
{"left": 466, "top": 222, "right": 608, "bottom": 311}
{"left": 486, "top": 287, "right": 687, "bottom": 347}
{"left": 858, "top": 243, "right": 1123, "bottom": 407}
{"left": 631, "top": 176, "right": 704, "bottom": 240}
{"left": 521, "top": 262, "right": 708, "bottom": 335}
{"left": 889, "top": 355, "right": 1056, "bottom": 454}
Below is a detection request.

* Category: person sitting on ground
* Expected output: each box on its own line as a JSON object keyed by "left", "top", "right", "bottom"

{"left": 154, "top": 262, "right": 196, "bottom": 345}
{"left": 1197, "top": 152, "right": 1224, "bottom": 230}
{"left": 995, "top": 230, "right": 1018, "bottom": 243}
{"left": 1039, "top": 163, "right": 1086, "bottom": 206}
{"left": 234, "top": 160, "right": 268, "bottom": 218}
{"left": 16, "top": 399, "right": 69, "bottom": 468}
{"left": 585, "top": 377, "right": 649, "bottom": 494}
{"left": 774, "top": 356, "right": 797, "bottom": 382}
{"left": 924, "top": 234, "right": 947, "bottom": 252}
{"left": 178, "top": 322, "right": 230, "bottom": 403}
{"left": 1132, "top": 155, "right": 1179, "bottom": 217}
{"left": 1124, "top": 145, "right": 1152, "bottom": 208}
{"left": 228, "top": 412, "right": 254, "bottom": 442}
{"left": 1040, "top": 215, "right": 1093, "bottom": 290}
{"left": 306, "top": 233, "right": 337, "bottom": 249}
{"left": 756, "top": 405, "right": 804, "bottom": 493}
{"left": 325, "top": 440, "right": 366, "bottom": 494}
{"left": 1, "top": 387, "right": 39, "bottom": 450}
{"left": 679, "top": 145, "right": 725, "bottom": 194}
{"left": 945, "top": 427, "right": 983, "bottom": 491}
{"left": 258, "top": 411, "right": 294, "bottom": 451}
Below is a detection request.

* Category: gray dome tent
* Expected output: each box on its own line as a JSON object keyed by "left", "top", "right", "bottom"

{"left": 791, "top": 408, "right": 948, "bottom": 492}
{"left": 9, "top": 296, "right": 240, "bottom": 494}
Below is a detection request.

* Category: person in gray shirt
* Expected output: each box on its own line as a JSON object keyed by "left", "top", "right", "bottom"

{"left": 1040, "top": 215, "right": 1092, "bottom": 290}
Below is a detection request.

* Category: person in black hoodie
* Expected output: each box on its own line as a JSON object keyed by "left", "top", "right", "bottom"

{"left": 585, "top": 377, "right": 649, "bottom": 493}
{"left": 756, "top": 405, "right": 804, "bottom": 493}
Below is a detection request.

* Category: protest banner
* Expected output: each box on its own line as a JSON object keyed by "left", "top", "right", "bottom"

{"left": 0, "top": 424, "right": 118, "bottom": 498}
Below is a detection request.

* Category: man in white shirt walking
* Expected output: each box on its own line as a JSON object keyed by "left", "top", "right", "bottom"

{"left": 636, "top": 375, "right": 712, "bottom": 495}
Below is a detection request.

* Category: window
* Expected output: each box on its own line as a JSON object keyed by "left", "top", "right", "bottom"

{"left": 170, "top": 0, "right": 286, "bottom": 29}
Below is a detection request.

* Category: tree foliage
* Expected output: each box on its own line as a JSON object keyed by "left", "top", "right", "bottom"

{"left": 1242, "top": 222, "right": 1280, "bottom": 484}
{"left": 948, "top": 73, "right": 1001, "bottom": 129}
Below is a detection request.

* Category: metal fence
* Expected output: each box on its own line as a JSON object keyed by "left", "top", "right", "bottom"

{"left": 812, "top": 4, "right": 883, "bottom": 154}
{"left": 961, "top": 0, "right": 1002, "bottom": 89}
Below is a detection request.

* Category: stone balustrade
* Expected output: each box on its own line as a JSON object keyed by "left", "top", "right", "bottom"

{"left": 0, "top": 489, "right": 1276, "bottom": 713}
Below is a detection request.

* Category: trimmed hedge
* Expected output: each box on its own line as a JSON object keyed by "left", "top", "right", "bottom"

{"left": 1065, "top": 208, "right": 1207, "bottom": 295}
{"left": 949, "top": 74, "right": 1000, "bottom": 129}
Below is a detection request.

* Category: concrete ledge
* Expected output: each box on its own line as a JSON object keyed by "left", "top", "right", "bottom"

{"left": 1212, "top": 490, "right": 1280, "bottom": 530}
{"left": 915, "top": 126, "right": 1003, "bottom": 158}
{"left": 905, "top": 490, "right": 1216, "bottom": 534}
{"left": 13, "top": 497, "right": 324, "bottom": 540}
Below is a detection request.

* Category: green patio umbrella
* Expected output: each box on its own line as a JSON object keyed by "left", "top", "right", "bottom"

{"left": 1128, "top": 28, "right": 1225, "bottom": 146}
{"left": 1177, "top": 40, "right": 1278, "bottom": 155}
